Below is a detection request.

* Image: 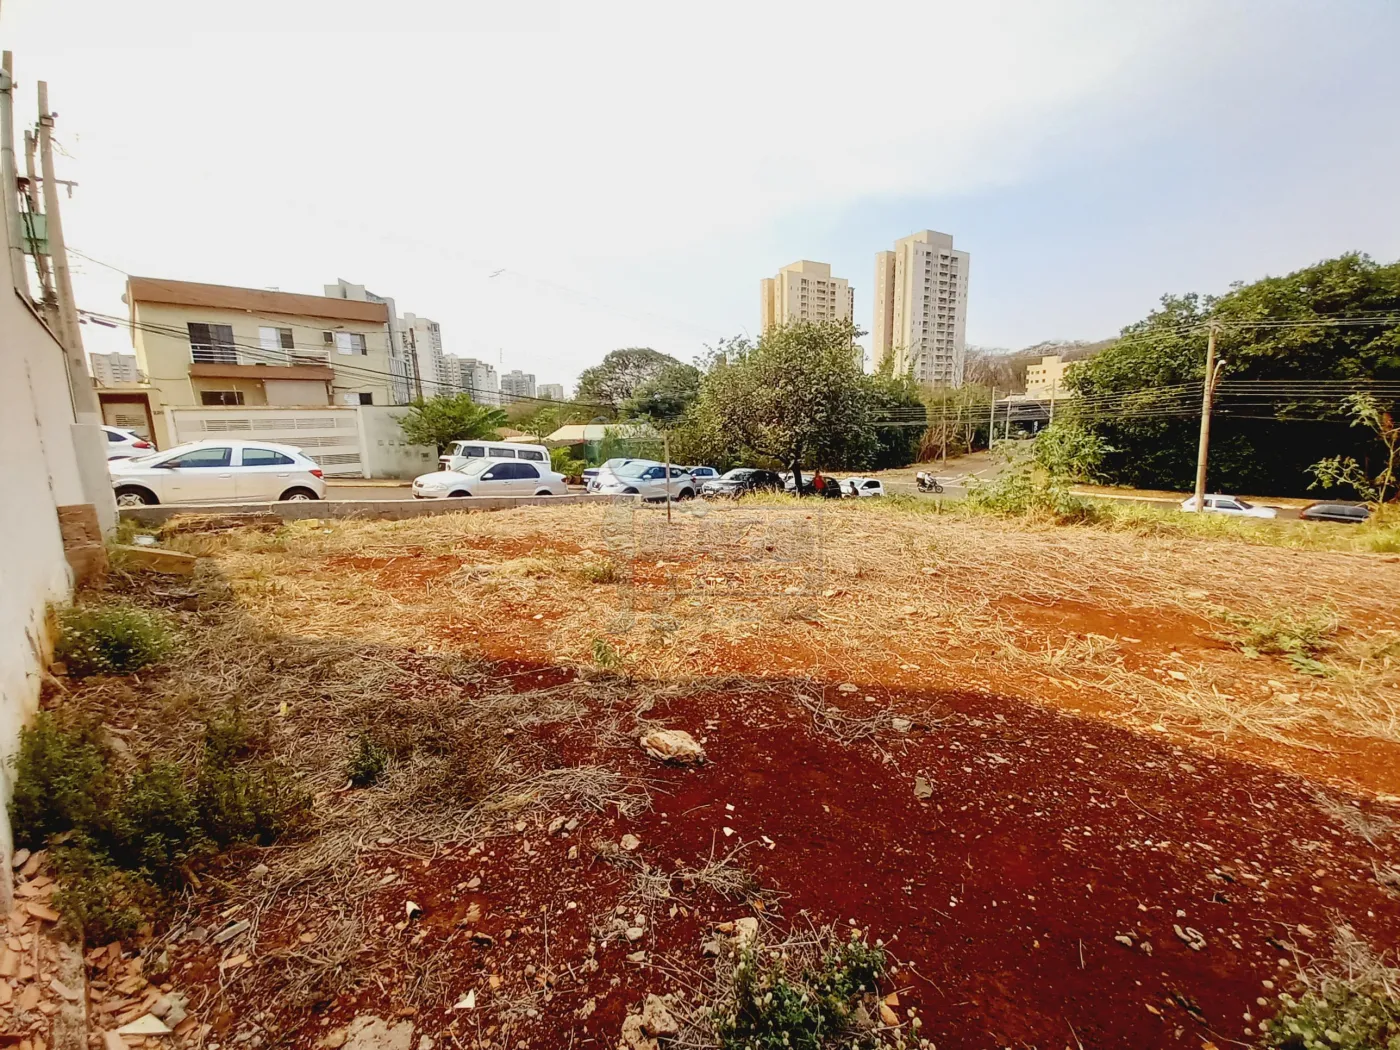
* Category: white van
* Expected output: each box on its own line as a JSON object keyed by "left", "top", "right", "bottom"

{"left": 439, "top": 440, "right": 550, "bottom": 472}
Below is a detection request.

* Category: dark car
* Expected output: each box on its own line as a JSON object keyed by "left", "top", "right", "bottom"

{"left": 1299, "top": 502, "right": 1371, "bottom": 524}
{"left": 700, "top": 468, "right": 785, "bottom": 498}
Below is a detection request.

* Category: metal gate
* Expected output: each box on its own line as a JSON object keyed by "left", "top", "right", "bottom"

{"left": 168, "top": 407, "right": 366, "bottom": 476}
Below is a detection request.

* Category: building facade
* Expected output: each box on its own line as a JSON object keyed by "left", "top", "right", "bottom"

{"left": 871, "top": 230, "right": 970, "bottom": 387}
{"left": 127, "top": 277, "right": 395, "bottom": 448}
{"left": 323, "top": 279, "right": 413, "bottom": 404}
{"left": 396, "top": 313, "right": 449, "bottom": 400}
{"left": 537, "top": 383, "right": 565, "bottom": 401}
{"left": 500, "top": 369, "right": 536, "bottom": 402}
{"left": 87, "top": 351, "right": 140, "bottom": 386}
{"left": 760, "top": 261, "right": 853, "bottom": 331}
{"left": 1024, "top": 355, "right": 1073, "bottom": 400}
{"left": 441, "top": 356, "right": 500, "bottom": 404}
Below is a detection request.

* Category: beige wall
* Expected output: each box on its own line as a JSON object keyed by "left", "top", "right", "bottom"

{"left": 1025, "top": 355, "right": 1073, "bottom": 400}
{"left": 760, "top": 260, "right": 852, "bottom": 331}
{"left": 131, "top": 300, "right": 393, "bottom": 447}
{"left": 873, "top": 230, "right": 970, "bottom": 387}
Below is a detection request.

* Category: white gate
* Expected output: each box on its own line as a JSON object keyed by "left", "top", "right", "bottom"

{"left": 168, "top": 407, "right": 366, "bottom": 477}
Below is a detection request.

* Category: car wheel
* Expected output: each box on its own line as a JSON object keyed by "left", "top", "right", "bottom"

{"left": 534, "top": 489, "right": 554, "bottom": 496}
{"left": 677, "top": 488, "right": 695, "bottom": 500}
{"left": 279, "top": 487, "right": 319, "bottom": 502}
{"left": 449, "top": 490, "right": 470, "bottom": 498}
{"left": 623, "top": 488, "right": 639, "bottom": 495}
{"left": 114, "top": 486, "right": 156, "bottom": 508}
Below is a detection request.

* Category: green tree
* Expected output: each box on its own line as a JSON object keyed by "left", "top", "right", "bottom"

{"left": 1066, "top": 253, "right": 1400, "bottom": 494}
{"left": 397, "top": 394, "right": 508, "bottom": 453}
{"left": 1308, "top": 392, "right": 1400, "bottom": 502}
{"left": 865, "top": 367, "right": 927, "bottom": 470}
{"left": 685, "top": 320, "right": 874, "bottom": 489}
{"left": 575, "top": 348, "right": 688, "bottom": 411}
{"left": 619, "top": 360, "right": 702, "bottom": 422}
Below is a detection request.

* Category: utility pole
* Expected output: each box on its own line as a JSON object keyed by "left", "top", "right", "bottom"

{"left": 22, "top": 129, "right": 55, "bottom": 322}
{"left": 1049, "top": 379, "right": 1057, "bottom": 426}
{"left": 1192, "top": 323, "right": 1222, "bottom": 510}
{"left": 0, "top": 52, "right": 28, "bottom": 294}
{"left": 37, "top": 81, "right": 100, "bottom": 423}
{"left": 663, "top": 432, "right": 672, "bottom": 524}
{"left": 939, "top": 397, "right": 947, "bottom": 467}
{"left": 1005, "top": 399, "right": 1013, "bottom": 442}
{"left": 406, "top": 328, "right": 424, "bottom": 401}
{"left": 987, "top": 387, "right": 996, "bottom": 450}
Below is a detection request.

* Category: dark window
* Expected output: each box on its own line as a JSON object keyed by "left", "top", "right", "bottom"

{"left": 164, "top": 447, "right": 231, "bottom": 468}
{"left": 519, "top": 449, "right": 545, "bottom": 461}
{"left": 357, "top": 393, "right": 373, "bottom": 405}
{"left": 200, "top": 390, "right": 245, "bottom": 406}
{"left": 104, "top": 429, "right": 123, "bottom": 443}
{"left": 188, "top": 322, "right": 237, "bottom": 364}
{"left": 241, "top": 448, "right": 296, "bottom": 467}
{"left": 458, "top": 445, "right": 486, "bottom": 458}
{"left": 488, "top": 447, "right": 517, "bottom": 458}
{"left": 515, "top": 463, "right": 540, "bottom": 479}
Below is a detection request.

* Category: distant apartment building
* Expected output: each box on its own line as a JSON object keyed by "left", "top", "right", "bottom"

{"left": 1024, "top": 355, "right": 1074, "bottom": 400}
{"left": 442, "top": 356, "right": 501, "bottom": 404}
{"left": 871, "top": 230, "right": 970, "bottom": 387}
{"left": 399, "top": 313, "right": 451, "bottom": 399}
{"left": 87, "top": 352, "right": 140, "bottom": 386}
{"left": 323, "top": 279, "right": 413, "bottom": 404}
{"left": 126, "top": 277, "right": 395, "bottom": 448}
{"left": 538, "top": 383, "right": 565, "bottom": 401}
{"left": 760, "top": 261, "right": 853, "bottom": 331}
{"left": 500, "top": 369, "right": 536, "bottom": 402}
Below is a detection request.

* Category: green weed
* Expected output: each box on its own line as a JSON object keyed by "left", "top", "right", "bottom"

{"left": 963, "top": 471, "right": 1102, "bottom": 525}
{"left": 347, "top": 732, "right": 390, "bottom": 788}
{"left": 1261, "top": 927, "right": 1400, "bottom": 1050}
{"left": 54, "top": 602, "right": 172, "bottom": 677}
{"left": 592, "top": 637, "right": 623, "bottom": 670}
{"left": 1217, "top": 609, "right": 1338, "bottom": 674}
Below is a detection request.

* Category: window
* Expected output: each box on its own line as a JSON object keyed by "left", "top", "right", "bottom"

{"left": 357, "top": 393, "right": 373, "bottom": 405}
{"left": 514, "top": 463, "right": 540, "bottom": 479}
{"left": 488, "top": 447, "right": 517, "bottom": 458}
{"left": 333, "top": 332, "right": 368, "bottom": 356}
{"left": 164, "top": 447, "right": 231, "bottom": 468}
{"left": 188, "top": 322, "right": 237, "bottom": 364}
{"left": 241, "top": 448, "right": 296, "bottom": 467}
{"left": 200, "top": 390, "right": 245, "bottom": 406}
{"left": 104, "top": 428, "right": 123, "bottom": 443}
{"left": 258, "top": 327, "right": 295, "bottom": 364}
{"left": 518, "top": 449, "right": 545, "bottom": 461}
{"left": 455, "top": 444, "right": 486, "bottom": 458}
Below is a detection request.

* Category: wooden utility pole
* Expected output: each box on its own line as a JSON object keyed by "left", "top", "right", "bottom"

{"left": 22, "top": 129, "right": 55, "bottom": 322}
{"left": 939, "top": 397, "right": 947, "bottom": 467}
{"left": 1049, "top": 379, "right": 1057, "bottom": 426}
{"left": 0, "top": 52, "right": 28, "bottom": 294}
{"left": 1192, "top": 323, "right": 1222, "bottom": 510}
{"left": 37, "top": 81, "right": 100, "bottom": 423}
{"left": 663, "top": 432, "right": 672, "bottom": 524}
{"left": 987, "top": 387, "right": 996, "bottom": 450}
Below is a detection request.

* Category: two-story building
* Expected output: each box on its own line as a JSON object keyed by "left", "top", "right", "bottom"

{"left": 126, "top": 277, "right": 395, "bottom": 448}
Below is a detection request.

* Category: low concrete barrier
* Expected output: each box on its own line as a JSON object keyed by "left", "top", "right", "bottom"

{"left": 118, "top": 494, "right": 608, "bottom": 525}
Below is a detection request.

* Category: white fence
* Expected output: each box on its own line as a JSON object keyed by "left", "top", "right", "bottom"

{"left": 169, "top": 407, "right": 365, "bottom": 476}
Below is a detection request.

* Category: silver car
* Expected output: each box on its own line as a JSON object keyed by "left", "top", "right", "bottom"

{"left": 593, "top": 460, "right": 697, "bottom": 500}
{"left": 109, "top": 440, "right": 326, "bottom": 506}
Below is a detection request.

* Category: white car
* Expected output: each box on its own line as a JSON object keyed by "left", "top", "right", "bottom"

{"left": 438, "top": 439, "right": 549, "bottom": 473}
{"left": 110, "top": 440, "right": 325, "bottom": 507}
{"left": 412, "top": 458, "right": 568, "bottom": 499}
{"left": 843, "top": 477, "right": 886, "bottom": 498}
{"left": 1179, "top": 494, "right": 1277, "bottom": 519}
{"left": 594, "top": 460, "right": 697, "bottom": 500}
{"left": 585, "top": 457, "right": 641, "bottom": 492}
{"left": 102, "top": 426, "right": 154, "bottom": 460}
{"left": 685, "top": 466, "right": 720, "bottom": 482}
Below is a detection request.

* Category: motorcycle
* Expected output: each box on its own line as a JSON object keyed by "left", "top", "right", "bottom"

{"left": 915, "top": 472, "right": 944, "bottom": 494}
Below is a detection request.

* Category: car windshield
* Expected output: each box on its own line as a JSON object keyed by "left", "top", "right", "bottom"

{"left": 126, "top": 443, "right": 201, "bottom": 466}
{"left": 615, "top": 461, "right": 658, "bottom": 478}
{"left": 460, "top": 460, "right": 495, "bottom": 477}
{"left": 1235, "top": 498, "right": 1254, "bottom": 509}
{"left": 601, "top": 458, "right": 631, "bottom": 470}
{"left": 720, "top": 469, "right": 754, "bottom": 480}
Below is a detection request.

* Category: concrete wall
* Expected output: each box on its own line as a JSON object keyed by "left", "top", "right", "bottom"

{"left": 356, "top": 405, "right": 439, "bottom": 479}
{"left": 0, "top": 290, "right": 87, "bottom": 869}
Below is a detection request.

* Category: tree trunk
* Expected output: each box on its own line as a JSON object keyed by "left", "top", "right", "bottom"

{"left": 790, "top": 455, "right": 804, "bottom": 497}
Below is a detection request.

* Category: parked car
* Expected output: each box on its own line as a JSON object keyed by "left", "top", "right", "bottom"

{"left": 684, "top": 466, "right": 720, "bottom": 482}
{"left": 585, "top": 457, "right": 641, "bottom": 492}
{"left": 413, "top": 458, "right": 568, "bottom": 498}
{"left": 439, "top": 439, "right": 549, "bottom": 472}
{"left": 700, "top": 468, "right": 785, "bottom": 498}
{"left": 109, "top": 440, "right": 324, "bottom": 506}
{"left": 843, "top": 477, "right": 886, "bottom": 498}
{"left": 1179, "top": 494, "right": 1278, "bottom": 519}
{"left": 593, "top": 460, "right": 696, "bottom": 500}
{"left": 1299, "top": 501, "right": 1371, "bottom": 524}
{"left": 102, "top": 426, "right": 154, "bottom": 460}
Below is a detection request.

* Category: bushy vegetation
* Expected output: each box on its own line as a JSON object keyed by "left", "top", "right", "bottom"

{"left": 1217, "top": 609, "right": 1338, "bottom": 675}
{"left": 1261, "top": 928, "right": 1400, "bottom": 1050}
{"left": 8, "top": 708, "right": 307, "bottom": 941}
{"left": 397, "top": 393, "right": 507, "bottom": 453}
{"left": 962, "top": 469, "right": 1102, "bottom": 525}
{"left": 711, "top": 930, "right": 927, "bottom": 1049}
{"left": 54, "top": 602, "right": 171, "bottom": 677}
{"left": 549, "top": 447, "right": 587, "bottom": 480}
{"left": 347, "top": 731, "right": 390, "bottom": 787}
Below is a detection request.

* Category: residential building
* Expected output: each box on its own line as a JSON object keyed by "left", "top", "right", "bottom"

{"left": 1024, "top": 355, "right": 1074, "bottom": 400}
{"left": 500, "top": 369, "right": 536, "bottom": 402}
{"left": 127, "top": 277, "right": 395, "bottom": 448}
{"left": 324, "top": 279, "right": 413, "bottom": 404}
{"left": 760, "top": 260, "right": 853, "bottom": 331}
{"left": 442, "top": 356, "right": 501, "bottom": 404}
{"left": 399, "top": 313, "right": 451, "bottom": 400}
{"left": 538, "top": 383, "right": 565, "bottom": 401}
{"left": 871, "top": 230, "right": 970, "bottom": 387}
{"left": 87, "top": 351, "right": 140, "bottom": 386}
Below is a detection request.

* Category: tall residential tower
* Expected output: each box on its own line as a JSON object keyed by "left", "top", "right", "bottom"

{"left": 871, "top": 230, "right": 969, "bottom": 386}
{"left": 760, "top": 261, "right": 853, "bottom": 331}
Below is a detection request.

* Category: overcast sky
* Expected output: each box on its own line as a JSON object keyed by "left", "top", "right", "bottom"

{"left": 5, "top": 0, "right": 1398, "bottom": 389}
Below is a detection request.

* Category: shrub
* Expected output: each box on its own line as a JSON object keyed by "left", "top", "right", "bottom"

{"left": 9, "top": 712, "right": 116, "bottom": 847}
{"left": 110, "top": 761, "right": 204, "bottom": 883}
{"left": 54, "top": 603, "right": 171, "bottom": 677}
{"left": 1217, "top": 609, "right": 1337, "bottom": 675}
{"left": 1261, "top": 927, "right": 1400, "bottom": 1050}
{"left": 52, "top": 837, "right": 161, "bottom": 945}
{"left": 963, "top": 470, "right": 1102, "bottom": 525}
{"left": 592, "top": 637, "right": 623, "bottom": 670}
{"left": 550, "top": 447, "right": 587, "bottom": 479}
{"left": 347, "top": 732, "right": 389, "bottom": 788}
{"left": 195, "top": 752, "right": 305, "bottom": 847}
{"left": 578, "top": 560, "right": 620, "bottom": 584}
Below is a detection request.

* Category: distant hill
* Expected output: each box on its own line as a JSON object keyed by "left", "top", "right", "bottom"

{"left": 965, "top": 338, "right": 1115, "bottom": 392}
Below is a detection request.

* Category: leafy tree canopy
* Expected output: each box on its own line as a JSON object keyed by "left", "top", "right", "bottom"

{"left": 575, "top": 347, "right": 689, "bottom": 410}
{"left": 397, "top": 394, "right": 508, "bottom": 452}
{"left": 619, "top": 361, "right": 702, "bottom": 423}
{"left": 1060, "top": 253, "right": 1400, "bottom": 495}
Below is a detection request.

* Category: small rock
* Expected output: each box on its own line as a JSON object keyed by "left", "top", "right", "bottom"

{"left": 878, "top": 1003, "right": 900, "bottom": 1026}
{"left": 1173, "top": 925, "right": 1207, "bottom": 951}
{"left": 567, "top": 845, "right": 579, "bottom": 860}
{"left": 213, "top": 919, "right": 251, "bottom": 945}
{"left": 733, "top": 917, "right": 759, "bottom": 947}
{"left": 620, "top": 834, "right": 641, "bottom": 852}
{"left": 547, "top": 817, "right": 566, "bottom": 836}
{"left": 913, "top": 776, "right": 934, "bottom": 800}
{"left": 418, "top": 1039, "right": 433, "bottom": 1050}
{"left": 250, "top": 863, "right": 270, "bottom": 880}
{"left": 405, "top": 901, "right": 422, "bottom": 921}
{"left": 625, "top": 927, "right": 644, "bottom": 942}
{"left": 339, "top": 1015, "right": 414, "bottom": 1050}
{"left": 118, "top": 1015, "right": 173, "bottom": 1036}
{"left": 640, "top": 995, "right": 679, "bottom": 1037}
{"left": 837, "top": 683, "right": 859, "bottom": 693}
{"left": 10, "top": 848, "right": 30, "bottom": 870}
{"left": 639, "top": 729, "right": 706, "bottom": 766}
{"left": 565, "top": 817, "right": 579, "bottom": 832}
{"left": 1114, "top": 934, "right": 1134, "bottom": 948}
{"left": 891, "top": 717, "right": 912, "bottom": 733}
{"left": 626, "top": 950, "right": 647, "bottom": 965}
{"left": 701, "top": 939, "right": 723, "bottom": 957}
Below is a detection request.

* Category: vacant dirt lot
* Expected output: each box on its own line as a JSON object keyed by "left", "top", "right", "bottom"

{"left": 45, "top": 502, "right": 1400, "bottom": 1049}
